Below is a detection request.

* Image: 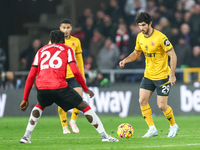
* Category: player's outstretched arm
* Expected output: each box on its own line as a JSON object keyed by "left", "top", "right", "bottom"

{"left": 119, "top": 50, "right": 141, "bottom": 68}
{"left": 20, "top": 67, "right": 37, "bottom": 111}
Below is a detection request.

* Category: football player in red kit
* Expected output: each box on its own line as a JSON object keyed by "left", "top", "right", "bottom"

{"left": 19, "top": 30, "right": 118, "bottom": 143}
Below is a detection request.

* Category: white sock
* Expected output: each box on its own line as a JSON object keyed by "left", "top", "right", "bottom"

{"left": 170, "top": 123, "right": 177, "bottom": 127}
{"left": 83, "top": 109, "right": 108, "bottom": 137}
{"left": 70, "top": 119, "right": 76, "bottom": 123}
{"left": 149, "top": 125, "right": 156, "bottom": 130}
{"left": 24, "top": 106, "right": 43, "bottom": 139}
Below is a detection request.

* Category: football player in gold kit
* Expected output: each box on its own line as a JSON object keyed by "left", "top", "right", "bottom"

{"left": 119, "top": 12, "right": 179, "bottom": 138}
{"left": 58, "top": 19, "right": 85, "bottom": 134}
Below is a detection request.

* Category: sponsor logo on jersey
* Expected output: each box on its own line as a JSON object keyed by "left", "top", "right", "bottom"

{"left": 151, "top": 41, "right": 155, "bottom": 46}
{"left": 72, "top": 43, "right": 75, "bottom": 46}
{"left": 144, "top": 52, "right": 156, "bottom": 57}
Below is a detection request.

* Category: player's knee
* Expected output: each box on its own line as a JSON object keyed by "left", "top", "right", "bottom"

{"left": 157, "top": 103, "right": 165, "bottom": 111}
{"left": 32, "top": 109, "right": 40, "bottom": 118}
{"left": 77, "top": 101, "right": 88, "bottom": 111}
{"left": 139, "top": 98, "right": 147, "bottom": 105}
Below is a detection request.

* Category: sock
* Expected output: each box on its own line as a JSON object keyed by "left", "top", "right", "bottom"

{"left": 24, "top": 105, "right": 43, "bottom": 139}
{"left": 58, "top": 106, "right": 68, "bottom": 127}
{"left": 71, "top": 108, "right": 80, "bottom": 121}
{"left": 163, "top": 106, "right": 176, "bottom": 126}
{"left": 141, "top": 104, "right": 154, "bottom": 127}
{"left": 82, "top": 105, "right": 108, "bottom": 137}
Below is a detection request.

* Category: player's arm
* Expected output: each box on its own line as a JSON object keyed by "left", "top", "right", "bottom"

{"left": 20, "top": 66, "right": 38, "bottom": 111}
{"left": 69, "top": 62, "right": 94, "bottom": 98}
{"left": 76, "top": 52, "right": 85, "bottom": 77}
{"left": 119, "top": 50, "right": 142, "bottom": 68}
{"left": 167, "top": 48, "right": 177, "bottom": 86}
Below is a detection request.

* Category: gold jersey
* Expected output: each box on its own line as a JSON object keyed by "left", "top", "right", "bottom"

{"left": 135, "top": 29, "right": 173, "bottom": 80}
{"left": 64, "top": 36, "right": 85, "bottom": 79}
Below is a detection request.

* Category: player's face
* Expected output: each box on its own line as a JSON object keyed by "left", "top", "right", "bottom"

{"left": 60, "top": 23, "right": 72, "bottom": 37}
{"left": 138, "top": 22, "right": 150, "bottom": 34}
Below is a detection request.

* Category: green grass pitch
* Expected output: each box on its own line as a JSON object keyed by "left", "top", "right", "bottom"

{"left": 0, "top": 115, "right": 200, "bottom": 150}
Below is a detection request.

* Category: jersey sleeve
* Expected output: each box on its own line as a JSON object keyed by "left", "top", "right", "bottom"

{"left": 134, "top": 34, "right": 142, "bottom": 51}
{"left": 160, "top": 35, "right": 173, "bottom": 52}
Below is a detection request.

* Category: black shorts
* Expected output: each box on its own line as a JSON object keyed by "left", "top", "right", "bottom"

{"left": 140, "top": 77, "right": 171, "bottom": 96}
{"left": 37, "top": 86, "right": 82, "bottom": 112}
{"left": 66, "top": 77, "right": 81, "bottom": 88}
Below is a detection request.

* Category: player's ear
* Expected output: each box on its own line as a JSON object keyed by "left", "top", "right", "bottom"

{"left": 149, "top": 21, "right": 152, "bottom": 27}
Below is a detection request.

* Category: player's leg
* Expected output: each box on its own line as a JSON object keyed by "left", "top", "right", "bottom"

{"left": 69, "top": 87, "right": 82, "bottom": 133}
{"left": 58, "top": 106, "right": 70, "bottom": 134}
{"left": 139, "top": 88, "right": 158, "bottom": 138}
{"left": 157, "top": 96, "right": 179, "bottom": 137}
{"left": 139, "top": 77, "right": 158, "bottom": 138}
{"left": 20, "top": 104, "right": 44, "bottom": 143}
{"left": 76, "top": 101, "right": 119, "bottom": 142}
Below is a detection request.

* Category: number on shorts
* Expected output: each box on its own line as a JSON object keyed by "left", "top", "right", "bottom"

{"left": 161, "top": 85, "right": 170, "bottom": 94}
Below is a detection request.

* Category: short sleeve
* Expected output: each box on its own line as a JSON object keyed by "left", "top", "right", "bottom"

{"left": 134, "top": 35, "right": 142, "bottom": 51}
{"left": 160, "top": 36, "right": 173, "bottom": 52}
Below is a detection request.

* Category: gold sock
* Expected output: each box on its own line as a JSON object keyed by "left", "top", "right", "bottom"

{"left": 71, "top": 108, "right": 80, "bottom": 121}
{"left": 141, "top": 104, "right": 154, "bottom": 126}
{"left": 58, "top": 106, "right": 67, "bottom": 127}
{"left": 163, "top": 106, "right": 175, "bottom": 126}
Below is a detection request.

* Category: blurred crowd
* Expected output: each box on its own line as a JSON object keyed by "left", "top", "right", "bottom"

{"left": 1, "top": 0, "right": 200, "bottom": 89}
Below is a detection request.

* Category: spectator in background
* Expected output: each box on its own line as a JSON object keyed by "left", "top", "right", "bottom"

{"left": 78, "top": 8, "right": 94, "bottom": 29}
{"left": 105, "top": 0, "right": 123, "bottom": 24}
{"left": 188, "top": 45, "right": 200, "bottom": 80}
{"left": 174, "top": 35, "right": 191, "bottom": 68}
{"left": 159, "top": 17, "right": 172, "bottom": 38}
{"left": 171, "top": 11, "right": 184, "bottom": 29}
{"left": 128, "top": 22, "right": 141, "bottom": 53}
{"left": 71, "top": 24, "right": 85, "bottom": 44}
{"left": 151, "top": 10, "right": 161, "bottom": 27}
{"left": 124, "top": 0, "right": 146, "bottom": 25}
{"left": 170, "top": 27, "right": 180, "bottom": 46}
{"left": 97, "top": 37, "right": 120, "bottom": 71}
{"left": 0, "top": 40, "right": 7, "bottom": 71}
{"left": 20, "top": 39, "right": 42, "bottom": 71}
{"left": 95, "top": 10, "right": 105, "bottom": 29}
{"left": 85, "top": 29, "right": 105, "bottom": 71}
{"left": 115, "top": 22, "right": 129, "bottom": 60}
{"left": 89, "top": 29, "right": 105, "bottom": 60}
{"left": 98, "top": 15, "right": 118, "bottom": 42}
{"left": 182, "top": 0, "right": 196, "bottom": 11}
{"left": 189, "top": 4, "right": 200, "bottom": 37}
{"left": 183, "top": 11, "right": 191, "bottom": 24}
{"left": 189, "top": 46, "right": 200, "bottom": 68}
{"left": 180, "top": 23, "right": 197, "bottom": 47}
{"left": 146, "top": 0, "right": 157, "bottom": 16}
{"left": 82, "top": 17, "right": 95, "bottom": 59}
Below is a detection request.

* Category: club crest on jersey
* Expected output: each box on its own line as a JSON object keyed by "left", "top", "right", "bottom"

{"left": 151, "top": 41, "right": 155, "bottom": 46}
{"left": 164, "top": 39, "right": 170, "bottom": 46}
{"left": 72, "top": 43, "right": 75, "bottom": 46}
{"left": 145, "top": 45, "right": 148, "bottom": 50}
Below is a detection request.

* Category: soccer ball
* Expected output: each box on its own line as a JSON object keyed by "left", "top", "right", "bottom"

{"left": 117, "top": 123, "right": 134, "bottom": 138}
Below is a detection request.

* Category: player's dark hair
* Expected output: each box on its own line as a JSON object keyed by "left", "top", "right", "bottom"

{"left": 49, "top": 30, "right": 65, "bottom": 44}
{"left": 60, "top": 18, "right": 72, "bottom": 26}
{"left": 135, "top": 12, "right": 152, "bottom": 25}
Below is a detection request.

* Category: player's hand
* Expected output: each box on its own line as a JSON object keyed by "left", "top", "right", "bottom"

{"left": 119, "top": 60, "right": 125, "bottom": 68}
{"left": 85, "top": 89, "right": 94, "bottom": 98}
{"left": 20, "top": 100, "right": 29, "bottom": 111}
{"left": 169, "top": 75, "right": 176, "bottom": 86}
